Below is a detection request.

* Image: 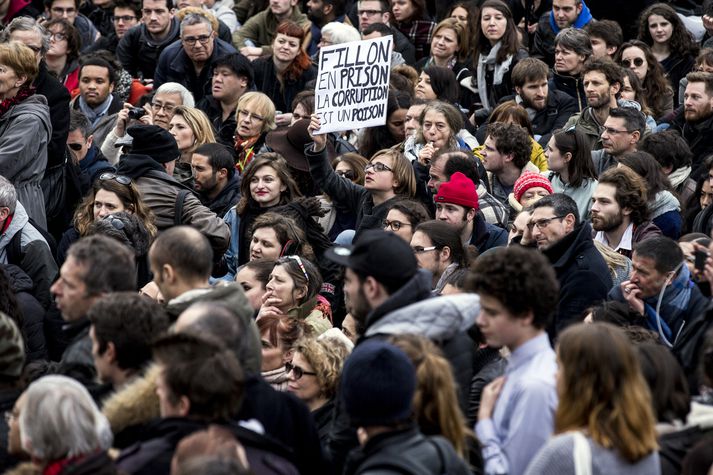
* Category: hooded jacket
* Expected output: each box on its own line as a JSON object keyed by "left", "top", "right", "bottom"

{"left": 532, "top": 1, "right": 593, "bottom": 66}
{"left": 542, "top": 222, "right": 612, "bottom": 338}
{"left": 0, "top": 202, "right": 57, "bottom": 310}
{"left": 116, "top": 18, "right": 181, "bottom": 80}
{"left": 0, "top": 95, "right": 51, "bottom": 229}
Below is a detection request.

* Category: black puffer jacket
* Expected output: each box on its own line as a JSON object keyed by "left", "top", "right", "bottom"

{"left": 2, "top": 264, "right": 46, "bottom": 362}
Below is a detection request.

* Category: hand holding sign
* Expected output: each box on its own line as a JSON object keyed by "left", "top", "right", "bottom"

{"left": 308, "top": 114, "right": 327, "bottom": 152}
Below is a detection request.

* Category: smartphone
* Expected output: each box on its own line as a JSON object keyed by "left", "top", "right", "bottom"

{"left": 695, "top": 249, "right": 709, "bottom": 271}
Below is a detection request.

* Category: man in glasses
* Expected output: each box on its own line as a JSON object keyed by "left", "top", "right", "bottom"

{"left": 117, "top": 0, "right": 179, "bottom": 80}
{"left": 591, "top": 106, "right": 645, "bottom": 176}
{"left": 563, "top": 57, "right": 628, "bottom": 153}
{"left": 154, "top": 13, "right": 237, "bottom": 102}
{"left": 44, "top": 0, "right": 100, "bottom": 52}
{"left": 356, "top": 0, "right": 414, "bottom": 63}
{"left": 86, "top": 0, "right": 140, "bottom": 54}
{"left": 528, "top": 193, "right": 611, "bottom": 337}
{"left": 68, "top": 110, "right": 114, "bottom": 194}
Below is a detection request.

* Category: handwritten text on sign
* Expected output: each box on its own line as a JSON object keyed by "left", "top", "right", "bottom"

{"left": 314, "top": 36, "right": 393, "bottom": 134}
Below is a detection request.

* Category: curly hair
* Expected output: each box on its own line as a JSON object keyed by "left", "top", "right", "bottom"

{"left": 615, "top": 41, "right": 672, "bottom": 118}
{"left": 236, "top": 153, "right": 302, "bottom": 215}
{"left": 597, "top": 166, "right": 650, "bottom": 225}
{"left": 638, "top": 3, "right": 698, "bottom": 60}
{"left": 581, "top": 56, "right": 624, "bottom": 90}
{"left": 294, "top": 336, "right": 350, "bottom": 400}
{"left": 472, "top": 0, "right": 520, "bottom": 65}
{"left": 73, "top": 176, "right": 157, "bottom": 238}
{"left": 485, "top": 122, "right": 531, "bottom": 169}
{"left": 388, "top": 334, "right": 474, "bottom": 458}
{"left": 465, "top": 246, "right": 559, "bottom": 329}
{"left": 387, "top": 198, "right": 431, "bottom": 228}
{"left": 275, "top": 21, "right": 312, "bottom": 82}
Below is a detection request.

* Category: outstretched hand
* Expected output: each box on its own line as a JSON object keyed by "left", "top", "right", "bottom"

{"left": 308, "top": 114, "right": 326, "bottom": 152}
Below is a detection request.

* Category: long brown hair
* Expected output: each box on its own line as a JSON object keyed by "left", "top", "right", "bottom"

{"left": 556, "top": 323, "right": 658, "bottom": 463}
{"left": 73, "top": 177, "right": 157, "bottom": 238}
{"left": 236, "top": 153, "right": 302, "bottom": 215}
{"left": 615, "top": 41, "right": 672, "bottom": 118}
{"left": 472, "top": 0, "right": 520, "bottom": 64}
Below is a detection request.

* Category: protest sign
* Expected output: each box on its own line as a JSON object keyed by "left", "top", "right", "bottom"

{"left": 313, "top": 35, "right": 393, "bottom": 134}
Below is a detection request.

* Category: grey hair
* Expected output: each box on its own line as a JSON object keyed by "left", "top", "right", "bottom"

{"left": 155, "top": 82, "right": 196, "bottom": 108}
{"left": 321, "top": 22, "right": 361, "bottom": 45}
{"left": 0, "top": 17, "right": 49, "bottom": 55}
{"left": 19, "top": 375, "right": 113, "bottom": 461}
{"left": 180, "top": 13, "right": 213, "bottom": 36}
{"left": 0, "top": 176, "right": 18, "bottom": 213}
{"left": 554, "top": 27, "right": 593, "bottom": 58}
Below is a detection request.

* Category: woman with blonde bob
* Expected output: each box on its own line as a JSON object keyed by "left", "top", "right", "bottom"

{"left": 234, "top": 91, "right": 277, "bottom": 173}
{"left": 525, "top": 323, "right": 660, "bottom": 474}
{"left": 169, "top": 105, "right": 216, "bottom": 184}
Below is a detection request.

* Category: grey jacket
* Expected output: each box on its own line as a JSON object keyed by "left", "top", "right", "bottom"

{"left": 0, "top": 95, "right": 52, "bottom": 229}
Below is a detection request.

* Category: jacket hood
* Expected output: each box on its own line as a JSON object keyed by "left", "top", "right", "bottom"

{"left": 102, "top": 364, "right": 161, "bottom": 436}
{"left": 4, "top": 94, "right": 50, "bottom": 125}
{"left": 0, "top": 263, "right": 33, "bottom": 293}
{"left": 365, "top": 293, "right": 479, "bottom": 341}
{"left": 0, "top": 201, "right": 29, "bottom": 251}
{"left": 364, "top": 270, "right": 433, "bottom": 330}
{"left": 549, "top": 0, "right": 592, "bottom": 33}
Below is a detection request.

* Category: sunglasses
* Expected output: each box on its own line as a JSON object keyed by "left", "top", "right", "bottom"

{"left": 99, "top": 173, "right": 132, "bottom": 185}
{"left": 285, "top": 361, "right": 317, "bottom": 380}
{"left": 335, "top": 169, "right": 356, "bottom": 180}
{"left": 622, "top": 57, "right": 645, "bottom": 68}
{"left": 67, "top": 142, "right": 84, "bottom": 151}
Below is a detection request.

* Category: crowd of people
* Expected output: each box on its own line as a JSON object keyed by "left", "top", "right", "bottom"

{"left": 0, "top": 0, "right": 712, "bottom": 473}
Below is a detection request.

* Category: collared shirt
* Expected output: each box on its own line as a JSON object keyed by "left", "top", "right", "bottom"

{"left": 594, "top": 222, "right": 633, "bottom": 255}
{"left": 475, "top": 333, "right": 558, "bottom": 475}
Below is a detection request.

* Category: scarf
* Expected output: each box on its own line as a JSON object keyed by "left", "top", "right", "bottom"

{"left": 262, "top": 366, "right": 289, "bottom": 392}
{"left": 423, "top": 56, "right": 457, "bottom": 71}
{"left": 476, "top": 41, "right": 514, "bottom": 111}
{"left": 78, "top": 94, "right": 114, "bottom": 128}
{"left": 0, "top": 85, "right": 34, "bottom": 118}
{"left": 642, "top": 264, "right": 693, "bottom": 343}
{"left": 234, "top": 135, "right": 259, "bottom": 173}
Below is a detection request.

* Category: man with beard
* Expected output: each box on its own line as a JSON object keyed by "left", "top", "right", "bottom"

{"left": 562, "top": 57, "right": 623, "bottom": 151}
{"left": 671, "top": 72, "right": 713, "bottom": 179}
{"left": 305, "top": 0, "right": 351, "bottom": 56}
{"left": 528, "top": 193, "right": 611, "bottom": 337}
{"left": 510, "top": 58, "right": 577, "bottom": 149}
{"left": 592, "top": 166, "right": 662, "bottom": 258}
{"left": 591, "top": 107, "right": 645, "bottom": 177}
{"left": 191, "top": 143, "right": 239, "bottom": 217}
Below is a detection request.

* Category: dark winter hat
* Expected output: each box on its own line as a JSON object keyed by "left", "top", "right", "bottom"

{"left": 325, "top": 229, "right": 417, "bottom": 287}
{"left": 434, "top": 172, "right": 479, "bottom": 210}
{"left": 340, "top": 339, "right": 416, "bottom": 427}
{"left": 126, "top": 124, "right": 180, "bottom": 164}
{"left": 0, "top": 312, "right": 25, "bottom": 378}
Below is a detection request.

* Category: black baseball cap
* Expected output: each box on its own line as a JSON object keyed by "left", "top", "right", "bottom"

{"left": 325, "top": 229, "right": 417, "bottom": 285}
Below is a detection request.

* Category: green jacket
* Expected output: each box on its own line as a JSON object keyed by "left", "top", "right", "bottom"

{"left": 232, "top": 7, "right": 311, "bottom": 57}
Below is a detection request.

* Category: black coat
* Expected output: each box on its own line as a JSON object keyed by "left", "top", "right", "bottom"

{"left": 0, "top": 388, "right": 23, "bottom": 473}
{"left": 670, "top": 111, "right": 713, "bottom": 180}
{"left": 116, "top": 20, "right": 180, "bottom": 80}
{"left": 2, "top": 264, "right": 46, "bottom": 362}
{"left": 542, "top": 222, "right": 612, "bottom": 339}
{"left": 202, "top": 174, "right": 240, "bottom": 219}
{"left": 34, "top": 61, "right": 70, "bottom": 169}
{"left": 531, "top": 90, "right": 578, "bottom": 148}
{"left": 549, "top": 71, "right": 587, "bottom": 112}
{"left": 196, "top": 95, "right": 237, "bottom": 148}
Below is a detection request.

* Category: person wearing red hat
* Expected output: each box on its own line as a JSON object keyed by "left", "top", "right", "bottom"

{"left": 434, "top": 172, "right": 507, "bottom": 254}
{"left": 508, "top": 171, "right": 554, "bottom": 217}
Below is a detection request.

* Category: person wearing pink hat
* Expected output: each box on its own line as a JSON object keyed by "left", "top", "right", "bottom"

{"left": 508, "top": 171, "right": 553, "bottom": 216}
{"left": 434, "top": 172, "right": 507, "bottom": 254}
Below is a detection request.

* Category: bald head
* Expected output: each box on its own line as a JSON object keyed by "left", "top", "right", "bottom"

{"left": 149, "top": 226, "right": 213, "bottom": 281}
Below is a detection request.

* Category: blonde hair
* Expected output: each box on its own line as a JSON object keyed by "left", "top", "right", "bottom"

{"left": 593, "top": 240, "right": 630, "bottom": 281}
{"left": 371, "top": 149, "right": 416, "bottom": 198}
{"left": 236, "top": 92, "right": 277, "bottom": 134}
{"left": 556, "top": 323, "right": 658, "bottom": 463}
{"left": 388, "top": 334, "right": 473, "bottom": 458}
{"left": 294, "top": 336, "right": 351, "bottom": 400}
{"left": 171, "top": 106, "right": 216, "bottom": 155}
{"left": 0, "top": 41, "right": 38, "bottom": 85}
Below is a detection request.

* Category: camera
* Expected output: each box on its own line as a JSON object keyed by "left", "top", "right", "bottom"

{"left": 128, "top": 107, "right": 147, "bottom": 120}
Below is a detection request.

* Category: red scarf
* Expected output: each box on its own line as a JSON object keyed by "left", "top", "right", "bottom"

{"left": 234, "top": 135, "right": 259, "bottom": 173}
{"left": 0, "top": 85, "right": 34, "bottom": 118}
{"left": 43, "top": 454, "right": 88, "bottom": 475}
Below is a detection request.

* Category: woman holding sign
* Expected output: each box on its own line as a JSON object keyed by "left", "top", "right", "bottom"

{"left": 252, "top": 21, "right": 317, "bottom": 127}
{"left": 307, "top": 114, "right": 417, "bottom": 242}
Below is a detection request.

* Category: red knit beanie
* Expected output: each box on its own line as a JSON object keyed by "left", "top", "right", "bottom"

{"left": 513, "top": 172, "right": 553, "bottom": 202}
{"left": 434, "top": 172, "right": 479, "bottom": 209}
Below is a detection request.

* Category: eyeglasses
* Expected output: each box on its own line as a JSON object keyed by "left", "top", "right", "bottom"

{"left": 335, "top": 169, "right": 356, "bottom": 180}
{"left": 50, "top": 6, "right": 76, "bottom": 14}
{"left": 151, "top": 101, "right": 176, "bottom": 114}
{"left": 358, "top": 9, "right": 383, "bottom": 16}
{"left": 182, "top": 34, "right": 211, "bottom": 46}
{"left": 99, "top": 173, "right": 132, "bottom": 185}
{"left": 364, "top": 162, "right": 392, "bottom": 173}
{"left": 285, "top": 362, "right": 317, "bottom": 380}
{"left": 237, "top": 109, "right": 265, "bottom": 122}
{"left": 602, "top": 126, "right": 633, "bottom": 136}
{"left": 383, "top": 219, "right": 411, "bottom": 231}
{"left": 49, "top": 32, "right": 67, "bottom": 41}
{"left": 284, "top": 255, "right": 309, "bottom": 282}
{"left": 412, "top": 245, "right": 438, "bottom": 254}
{"left": 112, "top": 14, "right": 137, "bottom": 22}
{"left": 621, "top": 57, "right": 645, "bottom": 68}
{"left": 67, "top": 142, "right": 84, "bottom": 151}
{"left": 526, "top": 215, "right": 566, "bottom": 232}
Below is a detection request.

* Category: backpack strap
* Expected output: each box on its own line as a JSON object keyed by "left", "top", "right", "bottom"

{"left": 174, "top": 190, "right": 190, "bottom": 227}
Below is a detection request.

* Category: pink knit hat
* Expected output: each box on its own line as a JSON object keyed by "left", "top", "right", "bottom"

{"left": 513, "top": 172, "right": 553, "bottom": 203}
{"left": 434, "top": 172, "right": 479, "bottom": 209}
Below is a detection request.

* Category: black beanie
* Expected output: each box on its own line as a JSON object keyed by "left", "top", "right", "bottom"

{"left": 340, "top": 340, "right": 416, "bottom": 427}
{"left": 126, "top": 124, "right": 179, "bottom": 164}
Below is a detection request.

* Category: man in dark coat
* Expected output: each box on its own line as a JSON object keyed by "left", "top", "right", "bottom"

{"left": 670, "top": 72, "right": 713, "bottom": 180}
{"left": 191, "top": 143, "right": 240, "bottom": 218}
{"left": 529, "top": 193, "right": 612, "bottom": 338}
